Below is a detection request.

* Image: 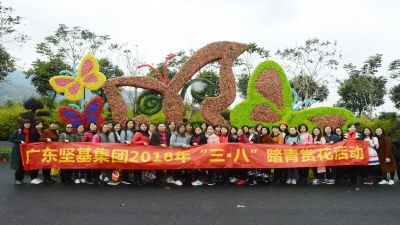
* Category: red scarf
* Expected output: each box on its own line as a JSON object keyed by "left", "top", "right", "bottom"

{"left": 24, "top": 128, "right": 30, "bottom": 144}
{"left": 347, "top": 132, "right": 356, "bottom": 140}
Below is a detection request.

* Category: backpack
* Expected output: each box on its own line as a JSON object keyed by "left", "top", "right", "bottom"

{"left": 391, "top": 143, "right": 400, "bottom": 161}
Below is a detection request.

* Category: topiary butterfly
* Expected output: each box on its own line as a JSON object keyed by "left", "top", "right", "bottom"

{"left": 58, "top": 96, "right": 105, "bottom": 128}
{"left": 49, "top": 54, "right": 106, "bottom": 101}
{"left": 230, "top": 60, "right": 355, "bottom": 130}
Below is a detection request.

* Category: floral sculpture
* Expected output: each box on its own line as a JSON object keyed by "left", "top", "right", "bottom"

{"left": 103, "top": 41, "right": 248, "bottom": 126}
{"left": 230, "top": 60, "right": 355, "bottom": 130}
{"left": 49, "top": 54, "right": 106, "bottom": 101}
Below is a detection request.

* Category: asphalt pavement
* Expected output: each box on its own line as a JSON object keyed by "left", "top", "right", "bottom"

{"left": 0, "top": 162, "right": 399, "bottom": 225}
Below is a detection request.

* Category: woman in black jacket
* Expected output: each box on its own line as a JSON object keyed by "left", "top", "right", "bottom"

{"left": 189, "top": 126, "right": 207, "bottom": 186}
{"left": 29, "top": 120, "right": 44, "bottom": 184}
{"left": 149, "top": 123, "right": 171, "bottom": 186}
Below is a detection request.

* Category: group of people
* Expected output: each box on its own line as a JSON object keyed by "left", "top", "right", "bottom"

{"left": 9, "top": 119, "right": 399, "bottom": 187}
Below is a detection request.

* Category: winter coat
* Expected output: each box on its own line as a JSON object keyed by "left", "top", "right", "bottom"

{"left": 228, "top": 135, "right": 239, "bottom": 143}
{"left": 82, "top": 131, "right": 96, "bottom": 142}
{"left": 170, "top": 132, "right": 190, "bottom": 147}
{"left": 377, "top": 136, "right": 397, "bottom": 173}
{"left": 59, "top": 132, "right": 74, "bottom": 142}
{"left": 132, "top": 132, "right": 150, "bottom": 145}
{"left": 93, "top": 133, "right": 110, "bottom": 143}
{"left": 9, "top": 129, "right": 27, "bottom": 170}
{"left": 150, "top": 131, "right": 171, "bottom": 147}
{"left": 248, "top": 133, "right": 259, "bottom": 143}
{"left": 120, "top": 129, "right": 135, "bottom": 143}
{"left": 72, "top": 133, "right": 84, "bottom": 142}
{"left": 206, "top": 133, "right": 220, "bottom": 144}
{"left": 108, "top": 132, "right": 121, "bottom": 143}
{"left": 39, "top": 128, "right": 59, "bottom": 142}
{"left": 190, "top": 134, "right": 207, "bottom": 146}
{"left": 300, "top": 132, "right": 313, "bottom": 144}
{"left": 271, "top": 133, "right": 284, "bottom": 144}
{"left": 260, "top": 134, "right": 274, "bottom": 144}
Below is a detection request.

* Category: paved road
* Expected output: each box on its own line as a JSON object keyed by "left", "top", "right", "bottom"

{"left": 0, "top": 163, "right": 399, "bottom": 225}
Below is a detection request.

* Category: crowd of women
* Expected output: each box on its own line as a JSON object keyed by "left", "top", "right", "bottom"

{"left": 9, "top": 119, "right": 399, "bottom": 187}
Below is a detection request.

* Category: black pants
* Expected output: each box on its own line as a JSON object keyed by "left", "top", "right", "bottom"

{"left": 60, "top": 169, "right": 73, "bottom": 181}
{"left": 122, "top": 169, "right": 131, "bottom": 181}
{"left": 42, "top": 169, "right": 51, "bottom": 179}
{"left": 29, "top": 170, "right": 39, "bottom": 180}
{"left": 273, "top": 168, "right": 284, "bottom": 182}
{"left": 15, "top": 160, "right": 25, "bottom": 180}
{"left": 134, "top": 170, "right": 143, "bottom": 181}
{"left": 298, "top": 167, "right": 309, "bottom": 180}
{"left": 312, "top": 167, "right": 324, "bottom": 179}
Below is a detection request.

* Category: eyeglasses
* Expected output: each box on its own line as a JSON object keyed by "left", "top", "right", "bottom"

{"left": 66, "top": 127, "right": 73, "bottom": 128}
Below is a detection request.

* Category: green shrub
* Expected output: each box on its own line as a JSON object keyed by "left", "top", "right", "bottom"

{"left": 0, "top": 104, "right": 25, "bottom": 141}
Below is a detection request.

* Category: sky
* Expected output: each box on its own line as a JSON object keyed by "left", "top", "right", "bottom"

{"left": 2, "top": 0, "right": 400, "bottom": 115}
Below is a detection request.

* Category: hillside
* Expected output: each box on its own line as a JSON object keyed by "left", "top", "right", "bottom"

{"left": 1, "top": 70, "right": 134, "bottom": 105}
{"left": 0, "top": 82, "right": 38, "bottom": 104}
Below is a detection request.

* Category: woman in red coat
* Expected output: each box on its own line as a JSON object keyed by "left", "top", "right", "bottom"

{"left": 131, "top": 123, "right": 150, "bottom": 185}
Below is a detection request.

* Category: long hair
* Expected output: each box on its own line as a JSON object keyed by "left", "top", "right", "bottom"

{"left": 270, "top": 125, "right": 280, "bottom": 138}
{"left": 30, "top": 120, "right": 43, "bottom": 135}
{"left": 138, "top": 123, "right": 149, "bottom": 136}
{"left": 124, "top": 120, "right": 135, "bottom": 132}
{"left": 323, "top": 126, "right": 333, "bottom": 136}
{"left": 361, "top": 127, "right": 373, "bottom": 139}
{"left": 312, "top": 127, "right": 323, "bottom": 141}
{"left": 112, "top": 123, "right": 122, "bottom": 141}
{"left": 334, "top": 127, "right": 344, "bottom": 140}
{"left": 298, "top": 124, "right": 308, "bottom": 133}
{"left": 98, "top": 124, "right": 109, "bottom": 135}
{"left": 374, "top": 127, "right": 387, "bottom": 138}
{"left": 176, "top": 123, "right": 186, "bottom": 138}
{"left": 87, "top": 122, "right": 97, "bottom": 132}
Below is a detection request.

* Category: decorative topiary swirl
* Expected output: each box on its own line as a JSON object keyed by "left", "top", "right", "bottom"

{"left": 136, "top": 90, "right": 163, "bottom": 116}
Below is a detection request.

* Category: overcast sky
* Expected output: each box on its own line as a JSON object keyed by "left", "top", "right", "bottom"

{"left": 3, "top": 0, "right": 400, "bottom": 114}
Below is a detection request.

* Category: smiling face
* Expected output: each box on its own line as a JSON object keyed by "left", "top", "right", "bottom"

{"left": 289, "top": 127, "right": 297, "bottom": 135}
{"left": 77, "top": 125, "right": 85, "bottom": 133}
{"left": 140, "top": 124, "right": 148, "bottom": 132}
{"left": 24, "top": 122, "right": 31, "bottom": 129}
{"left": 207, "top": 126, "right": 214, "bottom": 135}
{"left": 230, "top": 127, "right": 237, "bottom": 135}
{"left": 375, "top": 128, "right": 383, "bottom": 136}
{"left": 299, "top": 125, "right": 306, "bottom": 134}
{"left": 313, "top": 128, "right": 320, "bottom": 136}
{"left": 335, "top": 128, "right": 342, "bottom": 136}
{"left": 102, "top": 125, "right": 108, "bottom": 133}
{"left": 158, "top": 124, "right": 166, "bottom": 132}
{"left": 114, "top": 124, "right": 121, "bottom": 132}
{"left": 195, "top": 127, "right": 202, "bottom": 135}
{"left": 178, "top": 125, "right": 185, "bottom": 133}
{"left": 221, "top": 127, "right": 228, "bottom": 134}
{"left": 363, "top": 128, "right": 371, "bottom": 136}
{"left": 261, "top": 127, "right": 269, "bottom": 135}
{"left": 50, "top": 123, "right": 58, "bottom": 130}
{"left": 90, "top": 123, "right": 97, "bottom": 131}
{"left": 66, "top": 124, "right": 73, "bottom": 132}
{"left": 127, "top": 121, "right": 134, "bottom": 129}
{"left": 149, "top": 124, "right": 156, "bottom": 132}
{"left": 348, "top": 125, "right": 356, "bottom": 133}
{"left": 237, "top": 129, "right": 244, "bottom": 137}
{"left": 35, "top": 122, "right": 43, "bottom": 131}
{"left": 272, "top": 127, "right": 280, "bottom": 135}
{"left": 169, "top": 122, "right": 176, "bottom": 131}
{"left": 186, "top": 124, "right": 193, "bottom": 132}
{"left": 324, "top": 127, "right": 332, "bottom": 135}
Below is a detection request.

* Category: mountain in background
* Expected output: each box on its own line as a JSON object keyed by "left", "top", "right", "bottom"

{"left": 1, "top": 70, "right": 133, "bottom": 105}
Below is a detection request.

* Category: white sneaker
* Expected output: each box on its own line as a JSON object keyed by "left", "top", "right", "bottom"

{"left": 286, "top": 179, "right": 292, "bottom": 184}
{"left": 31, "top": 178, "right": 42, "bottom": 184}
{"left": 99, "top": 175, "right": 103, "bottom": 181}
{"left": 379, "top": 180, "right": 388, "bottom": 185}
{"left": 104, "top": 177, "right": 109, "bottom": 182}
{"left": 388, "top": 179, "right": 394, "bottom": 185}
{"left": 312, "top": 179, "right": 320, "bottom": 185}
{"left": 291, "top": 179, "right": 297, "bottom": 185}
{"left": 80, "top": 178, "right": 86, "bottom": 183}
{"left": 75, "top": 179, "right": 80, "bottom": 184}
{"left": 174, "top": 180, "right": 182, "bottom": 186}
{"left": 166, "top": 176, "right": 173, "bottom": 183}
{"left": 191, "top": 180, "right": 203, "bottom": 186}
{"left": 230, "top": 177, "right": 238, "bottom": 183}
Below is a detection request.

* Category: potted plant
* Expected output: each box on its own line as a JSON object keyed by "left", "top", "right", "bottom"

{"left": 1, "top": 153, "right": 9, "bottom": 162}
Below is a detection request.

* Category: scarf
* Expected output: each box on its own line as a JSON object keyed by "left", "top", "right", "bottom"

{"left": 347, "top": 132, "right": 356, "bottom": 140}
{"left": 24, "top": 128, "right": 30, "bottom": 144}
{"left": 159, "top": 131, "right": 167, "bottom": 145}
{"left": 191, "top": 134, "right": 202, "bottom": 145}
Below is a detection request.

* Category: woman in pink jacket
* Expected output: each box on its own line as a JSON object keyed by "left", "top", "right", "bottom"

{"left": 206, "top": 125, "right": 220, "bottom": 185}
{"left": 131, "top": 123, "right": 150, "bottom": 185}
{"left": 91, "top": 124, "right": 110, "bottom": 186}
{"left": 297, "top": 124, "right": 313, "bottom": 184}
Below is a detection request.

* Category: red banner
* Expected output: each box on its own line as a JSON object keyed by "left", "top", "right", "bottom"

{"left": 20, "top": 141, "right": 369, "bottom": 170}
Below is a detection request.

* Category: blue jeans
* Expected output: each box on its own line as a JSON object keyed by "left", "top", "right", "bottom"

{"left": 287, "top": 168, "right": 298, "bottom": 180}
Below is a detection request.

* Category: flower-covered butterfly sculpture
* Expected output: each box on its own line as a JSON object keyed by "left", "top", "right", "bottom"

{"left": 58, "top": 96, "right": 105, "bottom": 128}
{"left": 49, "top": 54, "right": 106, "bottom": 101}
{"left": 230, "top": 60, "right": 355, "bottom": 130}
{"left": 103, "top": 41, "right": 248, "bottom": 126}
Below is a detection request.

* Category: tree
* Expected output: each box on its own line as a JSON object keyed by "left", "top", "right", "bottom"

{"left": 0, "top": 2, "right": 30, "bottom": 81}
{"left": 336, "top": 54, "right": 387, "bottom": 118}
{"left": 94, "top": 58, "right": 124, "bottom": 103}
{"left": 390, "top": 84, "right": 400, "bottom": 110}
{"left": 275, "top": 38, "right": 340, "bottom": 106}
{"left": 0, "top": 44, "right": 15, "bottom": 81}
{"left": 0, "top": 2, "right": 30, "bottom": 48}
{"left": 119, "top": 43, "right": 147, "bottom": 115}
{"left": 235, "top": 43, "right": 270, "bottom": 99}
{"left": 24, "top": 57, "right": 71, "bottom": 109}
{"left": 35, "top": 24, "right": 119, "bottom": 67}
{"left": 289, "top": 75, "right": 329, "bottom": 104}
